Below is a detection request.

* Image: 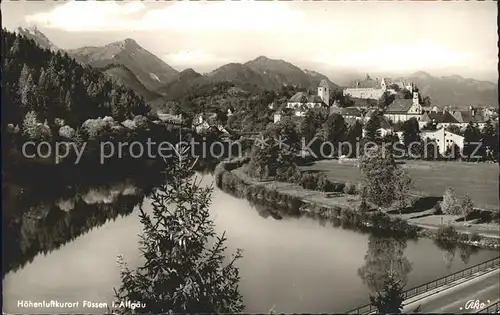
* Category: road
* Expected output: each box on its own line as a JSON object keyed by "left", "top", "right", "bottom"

{"left": 410, "top": 222, "right": 500, "bottom": 240}
{"left": 403, "top": 268, "right": 500, "bottom": 313}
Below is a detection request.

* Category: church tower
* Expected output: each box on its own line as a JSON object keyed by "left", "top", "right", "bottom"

{"left": 318, "top": 79, "right": 330, "bottom": 106}
{"left": 412, "top": 91, "right": 422, "bottom": 114}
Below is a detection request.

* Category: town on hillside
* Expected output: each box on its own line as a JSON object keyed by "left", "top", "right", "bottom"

{"left": 187, "top": 74, "right": 498, "bottom": 159}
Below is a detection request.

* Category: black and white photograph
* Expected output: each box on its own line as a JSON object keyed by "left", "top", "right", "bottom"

{"left": 2, "top": 0, "right": 499, "bottom": 314}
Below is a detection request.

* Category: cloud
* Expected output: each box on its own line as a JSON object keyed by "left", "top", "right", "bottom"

{"left": 25, "top": 1, "right": 147, "bottom": 32}
{"left": 163, "top": 50, "right": 227, "bottom": 67}
{"left": 314, "top": 40, "right": 477, "bottom": 73}
{"left": 25, "top": 0, "right": 308, "bottom": 32}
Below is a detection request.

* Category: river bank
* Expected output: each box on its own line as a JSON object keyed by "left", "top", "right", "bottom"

{"left": 214, "top": 159, "right": 500, "bottom": 250}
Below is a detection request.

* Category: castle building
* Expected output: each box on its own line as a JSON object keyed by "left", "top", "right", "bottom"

{"left": 343, "top": 75, "right": 388, "bottom": 100}
{"left": 343, "top": 74, "right": 415, "bottom": 100}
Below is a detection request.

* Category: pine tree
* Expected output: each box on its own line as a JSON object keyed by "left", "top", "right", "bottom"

{"left": 113, "top": 157, "right": 244, "bottom": 314}
{"left": 401, "top": 118, "right": 421, "bottom": 158}
{"left": 369, "top": 270, "right": 405, "bottom": 313}
{"left": 482, "top": 120, "right": 497, "bottom": 160}
{"left": 364, "top": 116, "right": 381, "bottom": 142}
{"left": 319, "top": 113, "right": 347, "bottom": 150}
{"left": 463, "top": 122, "right": 482, "bottom": 160}
{"left": 22, "top": 111, "right": 39, "bottom": 139}
{"left": 19, "top": 67, "right": 36, "bottom": 111}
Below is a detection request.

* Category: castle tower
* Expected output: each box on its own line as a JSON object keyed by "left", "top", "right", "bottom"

{"left": 318, "top": 79, "right": 330, "bottom": 106}
{"left": 406, "top": 82, "right": 414, "bottom": 94}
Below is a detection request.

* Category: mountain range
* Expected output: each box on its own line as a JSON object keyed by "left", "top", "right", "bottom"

{"left": 15, "top": 26, "right": 499, "bottom": 109}
{"left": 394, "top": 72, "right": 498, "bottom": 108}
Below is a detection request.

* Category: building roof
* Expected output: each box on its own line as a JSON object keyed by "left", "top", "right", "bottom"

{"left": 330, "top": 106, "right": 363, "bottom": 117}
{"left": 351, "top": 97, "right": 377, "bottom": 108}
{"left": 451, "top": 110, "right": 486, "bottom": 123}
{"left": 385, "top": 99, "right": 414, "bottom": 114}
{"left": 379, "top": 116, "right": 392, "bottom": 129}
{"left": 288, "top": 92, "right": 323, "bottom": 103}
{"left": 422, "top": 127, "right": 464, "bottom": 140}
{"left": 421, "top": 112, "right": 459, "bottom": 124}
{"left": 347, "top": 77, "right": 381, "bottom": 89}
{"left": 319, "top": 79, "right": 330, "bottom": 89}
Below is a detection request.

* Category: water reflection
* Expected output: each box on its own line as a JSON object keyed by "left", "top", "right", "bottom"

{"left": 357, "top": 235, "right": 413, "bottom": 292}
{"left": 2, "top": 167, "right": 166, "bottom": 277}
{"left": 434, "top": 238, "right": 479, "bottom": 271}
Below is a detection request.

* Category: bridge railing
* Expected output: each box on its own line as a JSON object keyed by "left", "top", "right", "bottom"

{"left": 478, "top": 300, "right": 500, "bottom": 313}
{"left": 346, "top": 256, "right": 500, "bottom": 314}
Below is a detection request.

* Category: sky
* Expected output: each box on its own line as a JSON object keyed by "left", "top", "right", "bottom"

{"left": 2, "top": 0, "right": 498, "bottom": 83}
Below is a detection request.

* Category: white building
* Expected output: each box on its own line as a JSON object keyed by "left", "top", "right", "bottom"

{"left": 421, "top": 128, "right": 464, "bottom": 155}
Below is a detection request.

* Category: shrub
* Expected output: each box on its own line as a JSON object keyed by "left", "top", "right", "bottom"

{"left": 356, "top": 182, "right": 364, "bottom": 193}
{"left": 469, "top": 232, "right": 481, "bottom": 242}
{"left": 344, "top": 181, "right": 357, "bottom": 195}
{"left": 358, "top": 199, "right": 370, "bottom": 213}
{"left": 275, "top": 165, "right": 301, "bottom": 183}
{"left": 299, "top": 173, "right": 317, "bottom": 190}
{"left": 316, "top": 174, "right": 330, "bottom": 192}
{"left": 332, "top": 182, "right": 346, "bottom": 193}
{"left": 122, "top": 119, "right": 137, "bottom": 130}
{"left": 493, "top": 211, "right": 500, "bottom": 224}
{"left": 6, "top": 124, "right": 20, "bottom": 134}
{"left": 59, "top": 125, "right": 76, "bottom": 139}
{"left": 22, "top": 111, "right": 52, "bottom": 140}
{"left": 436, "top": 226, "right": 459, "bottom": 241}
{"left": 54, "top": 118, "right": 65, "bottom": 127}
{"left": 433, "top": 202, "right": 442, "bottom": 215}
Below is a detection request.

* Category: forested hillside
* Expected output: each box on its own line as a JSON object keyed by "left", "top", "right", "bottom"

{"left": 2, "top": 29, "right": 149, "bottom": 128}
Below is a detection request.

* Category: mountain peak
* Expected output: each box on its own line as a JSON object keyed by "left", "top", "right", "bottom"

{"left": 178, "top": 68, "right": 201, "bottom": 80}
{"left": 412, "top": 71, "right": 432, "bottom": 78}
{"left": 255, "top": 55, "right": 272, "bottom": 61}
{"left": 17, "top": 25, "right": 59, "bottom": 52}
{"left": 123, "top": 38, "right": 138, "bottom": 46}
{"left": 105, "top": 38, "right": 141, "bottom": 52}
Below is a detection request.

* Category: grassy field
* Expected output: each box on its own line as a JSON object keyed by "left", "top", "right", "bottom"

{"left": 299, "top": 159, "right": 499, "bottom": 211}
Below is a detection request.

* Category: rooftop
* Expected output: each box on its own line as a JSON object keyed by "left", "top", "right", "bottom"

{"left": 421, "top": 111, "right": 459, "bottom": 124}
{"left": 319, "top": 79, "right": 330, "bottom": 89}
{"left": 451, "top": 110, "right": 487, "bottom": 123}
{"left": 385, "top": 99, "right": 414, "bottom": 113}
{"left": 289, "top": 92, "right": 324, "bottom": 103}
{"left": 330, "top": 107, "right": 363, "bottom": 117}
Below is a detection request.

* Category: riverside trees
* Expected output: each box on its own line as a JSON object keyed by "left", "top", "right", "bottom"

{"left": 360, "top": 145, "right": 413, "bottom": 210}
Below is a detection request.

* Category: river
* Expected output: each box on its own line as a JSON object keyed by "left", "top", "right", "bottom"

{"left": 2, "top": 172, "right": 499, "bottom": 313}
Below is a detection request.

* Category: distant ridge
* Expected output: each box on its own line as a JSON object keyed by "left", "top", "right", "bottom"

{"left": 395, "top": 71, "right": 498, "bottom": 108}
